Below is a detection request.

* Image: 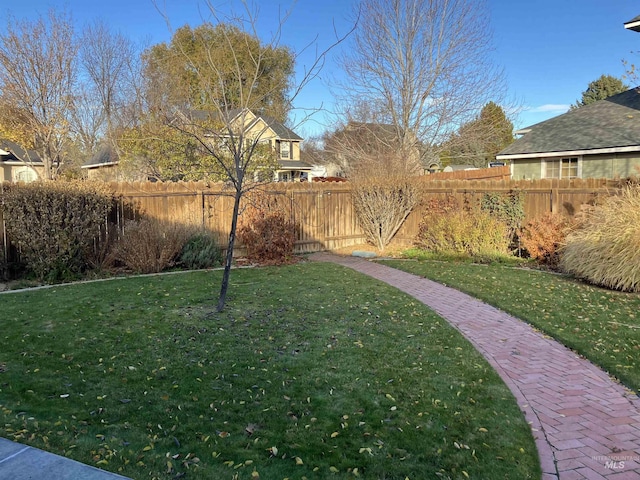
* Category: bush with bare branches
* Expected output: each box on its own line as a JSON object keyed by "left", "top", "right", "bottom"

{"left": 112, "top": 218, "right": 193, "bottom": 274}
{"left": 352, "top": 176, "right": 422, "bottom": 251}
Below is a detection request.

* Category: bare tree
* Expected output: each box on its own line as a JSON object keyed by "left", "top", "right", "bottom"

{"left": 324, "top": 120, "right": 423, "bottom": 177}
{"left": 72, "top": 21, "right": 141, "bottom": 156}
{"left": 151, "top": 1, "right": 350, "bottom": 311}
{"left": 0, "top": 10, "right": 78, "bottom": 179}
{"left": 337, "top": 0, "right": 505, "bottom": 164}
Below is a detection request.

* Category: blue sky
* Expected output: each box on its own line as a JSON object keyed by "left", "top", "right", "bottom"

{"left": 3, "top": 0, "right": 639, "bottom": 138}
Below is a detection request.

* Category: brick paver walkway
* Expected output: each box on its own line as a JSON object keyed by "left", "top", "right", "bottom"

{"left": 310, "top": 253, "right": 640, "bottom": 480}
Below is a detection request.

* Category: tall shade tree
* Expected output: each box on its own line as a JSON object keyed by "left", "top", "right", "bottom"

{"left": 0, "top": 10, "right": 78, "bottom": 179}
{"left": 144, "top": 23, "right": 294, "bottom": 122}
{"left": 571, "top": 74, "right": 629, "bottom": 109}
{"left": 337, "top": 0, "right": 505, "bottom": 168}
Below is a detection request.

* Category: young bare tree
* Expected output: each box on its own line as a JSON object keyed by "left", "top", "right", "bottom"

{"left": 148, "top": 1, "right": 349, "bottom": 311}
{"left": 0, "top": 10, "right": 78, "bottom": 179}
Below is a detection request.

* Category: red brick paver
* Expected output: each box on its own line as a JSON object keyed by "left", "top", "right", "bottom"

{"left": 310, "top": 253, "right": 640, "bottom": 479}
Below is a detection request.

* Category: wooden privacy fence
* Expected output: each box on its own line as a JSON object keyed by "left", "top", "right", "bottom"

{"left": 0, "top": 177, "right": 626, "bottom": 259}
{"left": 106, "top": 177, "right": 621, "bottom": 252}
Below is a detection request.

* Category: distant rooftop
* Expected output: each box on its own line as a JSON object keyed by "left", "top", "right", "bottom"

{"left": 624, "top": 14, "right": 640, "bottom": 32}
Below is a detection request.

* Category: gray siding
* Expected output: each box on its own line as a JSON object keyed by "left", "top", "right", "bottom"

{"left": 513, "top": 152, "right": 640, "bottom": 180}
{"left": 512, "top": 158, "right": 542, "bottom": 180}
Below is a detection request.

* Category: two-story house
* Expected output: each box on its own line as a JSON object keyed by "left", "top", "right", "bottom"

{"left": 234, "top": 110, "right": 310, "bottom": 182}
{"left": 82, "top": 109, "right": 311, "bottom": 182}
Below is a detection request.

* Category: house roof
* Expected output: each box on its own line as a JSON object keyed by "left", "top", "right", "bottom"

{"left": 497, "top": 88, "right": 640, "bottom": 159}
{"left": 82, "top": 145, "right": 119, "bottom": 169}
{"left": 278, "top": 160, "right": 312, "bottom": 171}
{"left": 0, "top": 140, "right": 43, "bottom": 164}
{"left": 255, "top": 115, "right": 303, "bottom": 141}
{"left": 185, "top": 108, "right": 302, "bottom": 141}
{"left": 624, "top": 14, "right": 640, "bottom": 32}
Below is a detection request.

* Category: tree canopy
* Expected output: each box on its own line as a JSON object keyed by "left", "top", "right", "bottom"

{"left": 442, "top": 101, "right": 514, "bottom": 168}
{"left": 0, "top": 10, "right": 78, "bottom": 179}
{"left": 143, "top": 23, "right": 294, "bottom": 122}
{"left": 571, "top": 74, "right": 629, "bottom": 109}
{"left": 335, "top": 0, "right": 506, "bottom": 169}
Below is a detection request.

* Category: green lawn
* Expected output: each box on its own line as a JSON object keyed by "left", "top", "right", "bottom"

{"left": 0, "top": 262, "right": 540, "bottom": 479}
{"left": 380, "top": 259, "right": 640, "bottom": 393}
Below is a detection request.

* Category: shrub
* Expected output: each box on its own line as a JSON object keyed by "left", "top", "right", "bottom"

{"left": 415, "top": 208, "right": 511, "bottom": 259}
{"left": 351, "top": 176, "right": 423, "bottom": 251}
{"left": 113, "top": 218, "right": 193, "bottom": 273}
{"left": 1, "top": 181, "right": 114, "bottom": 281}
{"left": 560, "top": 186, "right": 640, "bottom": 292}
{"left": 238, "top": 195, "right": 297, "bottom": 265}
{"left": 481, "top": 190, "right": 525, "bottom": 247}
{"left": 179, "top": 232, "right": 222, "bottom": 269}
{"left": 425, "top": 195, "right": 459, "bottom": 215}
{"left": 518, "top": 213, "right": 570, "bottom": 268}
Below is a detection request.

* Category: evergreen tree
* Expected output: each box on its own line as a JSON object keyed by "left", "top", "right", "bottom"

{"left": 444, "top": 101, "right": 514, "bottom": 167}
{"left": 571, "top": 74, "right": 629, "bottom": 109}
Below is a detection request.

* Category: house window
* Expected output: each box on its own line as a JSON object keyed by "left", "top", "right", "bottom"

{"left": 13, "top": 167, "right": 37, "bottom": 183}
{"left": 544, "top": 157, "right": 579, "bottom": 179}
{"left": 280, "top": 141, "right": 290, "bottom": 159}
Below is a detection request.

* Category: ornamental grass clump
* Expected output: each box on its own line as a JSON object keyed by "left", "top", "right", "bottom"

{"left": 560, "top": 186, "right": 640, "bottom": 291}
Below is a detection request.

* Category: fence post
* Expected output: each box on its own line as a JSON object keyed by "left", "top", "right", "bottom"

{"left": 199, "top": 190, "right": 205, "bottom": 228}
{"left": 551, "top": 188, "right": 559, "bottom": 214}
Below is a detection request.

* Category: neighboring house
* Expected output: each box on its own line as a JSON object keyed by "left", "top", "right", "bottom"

{"left": 496, "top": 88, "right": 640, "bottom": 180}
{"left": 82, "top": 145, "right": 123, "bottom": 181}
{"left": 237, "top": 110, "right": 311, "bottom": 182}
{"left": 0, "top": 140, "right": 44, "bottom": 183}
{"left": 324, "top": 121, "right": 428, "bottom": 176}
{"left": 82, "top": 109, "right": 311, "bottom": 182}
{"left": 442, "top": 164, "right": 478, "bottom": 172}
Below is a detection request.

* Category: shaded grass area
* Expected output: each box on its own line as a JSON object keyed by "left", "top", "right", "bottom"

{"left": 380, "top": 259, "right": 640, "bottom": 393}
{"left": 0, "top": 263, "right": 540, "bottom": 479}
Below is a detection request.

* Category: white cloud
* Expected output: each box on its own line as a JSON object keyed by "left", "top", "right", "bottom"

{"left": 526, "top": 104, "right": 571, "bottom": 113}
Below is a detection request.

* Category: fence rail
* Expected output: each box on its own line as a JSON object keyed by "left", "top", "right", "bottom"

{"left": 0, "top": 177, "right": 625, "bottom": 261}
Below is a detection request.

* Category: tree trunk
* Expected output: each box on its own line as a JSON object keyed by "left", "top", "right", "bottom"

{"left": 216, "top": 186, "right": 242, "bottom": 312}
